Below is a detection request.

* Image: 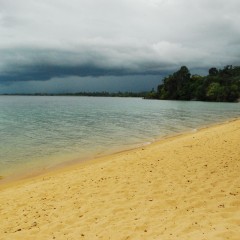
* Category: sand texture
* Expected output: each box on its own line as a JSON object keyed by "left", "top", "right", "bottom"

{"left": 0, "top": 119, "right": 240, "bottom": 240}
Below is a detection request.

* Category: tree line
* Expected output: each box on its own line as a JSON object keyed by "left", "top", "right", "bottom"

{"left": 146, "top": 65, "right": 240, "bottom": 102}
{"left": 1, "top": 91, "right": 149, "bottom": 98}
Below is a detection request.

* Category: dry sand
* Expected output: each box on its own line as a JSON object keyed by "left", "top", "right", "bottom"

{"left": 0, "top": 119, "right": 240, "bottom": 240}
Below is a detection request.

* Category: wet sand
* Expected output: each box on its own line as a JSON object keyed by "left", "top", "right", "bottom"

{"left": 0, "top": 119, "right": 240, "bottom": 239}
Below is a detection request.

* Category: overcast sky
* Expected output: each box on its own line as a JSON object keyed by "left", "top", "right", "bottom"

{"left": 0, "top": 0, "right": 240, "bottom": 93}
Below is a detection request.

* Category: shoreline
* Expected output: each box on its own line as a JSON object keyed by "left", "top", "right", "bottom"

{"left": 0, "top": 116, "right": 239, "bottom": 188}
{"left": 0, "top": 118, "right": 240, "bottom": 239}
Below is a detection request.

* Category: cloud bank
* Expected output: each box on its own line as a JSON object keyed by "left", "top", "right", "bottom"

{"left": 0, "top": 0, "right": 240, "bottom": 84}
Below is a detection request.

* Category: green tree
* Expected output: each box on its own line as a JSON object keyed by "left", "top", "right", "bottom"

{"left": 157, "top": 66, "right": 191, "bottom": 100}
{"left": 209, "top": 67, "right": 218, "bottom": 76}
{"left": 151, "top": 65, "right": 240, "bottom": 102}
{"left": 206, "top": 83, "right": 225, "bottom": 101}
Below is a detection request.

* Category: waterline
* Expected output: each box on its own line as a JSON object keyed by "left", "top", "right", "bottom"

{"left": 0, "top": 96, "right": 239, "bottom": 178}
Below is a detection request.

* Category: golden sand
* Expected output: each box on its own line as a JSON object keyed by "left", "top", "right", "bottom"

{"left": 0, "top": 119, "right": 240, "bottom": 240}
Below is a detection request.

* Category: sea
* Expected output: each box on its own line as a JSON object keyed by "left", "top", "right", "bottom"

{"left": 0, "top": 96, "right": 239, "bottom": 178}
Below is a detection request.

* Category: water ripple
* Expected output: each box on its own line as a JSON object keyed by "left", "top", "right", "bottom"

{"left": 0, "top": 96, "right": 239, "bottom": 176}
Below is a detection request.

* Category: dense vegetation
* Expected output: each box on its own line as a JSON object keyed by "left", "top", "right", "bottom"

{"left": 147, "top": 65, "right": 240, "bottom": 102}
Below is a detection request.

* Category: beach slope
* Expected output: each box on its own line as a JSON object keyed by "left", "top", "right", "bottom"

{"left": 0, "top": 120, "right": 240, "bottom": 239}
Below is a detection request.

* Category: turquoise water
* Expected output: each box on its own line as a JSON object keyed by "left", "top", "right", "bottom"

{"left": 0, "top": 96, "right": 239, "bottom": 177}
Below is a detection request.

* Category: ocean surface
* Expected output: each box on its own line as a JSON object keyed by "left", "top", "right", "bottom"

{"left": 0, "top": 96, "right": 239, "bottom": 178}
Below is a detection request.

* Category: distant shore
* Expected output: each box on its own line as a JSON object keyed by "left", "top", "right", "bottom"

{"left": 0, "top": 91, "right": 149, "bottom": 98}
{"left": 0, "top": 118, "right": 239, "bottom": 239}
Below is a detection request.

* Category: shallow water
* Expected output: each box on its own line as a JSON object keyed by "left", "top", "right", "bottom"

{"left": 0, "top": 96, "right": 239, "bottom": 177}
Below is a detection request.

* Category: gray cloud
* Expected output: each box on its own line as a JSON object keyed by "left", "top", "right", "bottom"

{"left": 0, "top": 0, "right": 240, "bottom": 85}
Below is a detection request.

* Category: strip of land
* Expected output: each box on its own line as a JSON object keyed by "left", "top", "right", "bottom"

{"left": 0, "top": 119, "right": 240, "bottom": 240}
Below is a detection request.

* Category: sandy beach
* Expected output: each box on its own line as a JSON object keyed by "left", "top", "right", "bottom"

{"left": 0, "top": 119, "right": 240, "bottom": 240}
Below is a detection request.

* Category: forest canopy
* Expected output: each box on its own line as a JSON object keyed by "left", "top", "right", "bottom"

{"left": 147, "top": 65, "right": 240, "bottom": 102}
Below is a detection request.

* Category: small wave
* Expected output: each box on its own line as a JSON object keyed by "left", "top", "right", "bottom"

{"left": 141, "top": 141, "right": 152, "bottom": 147}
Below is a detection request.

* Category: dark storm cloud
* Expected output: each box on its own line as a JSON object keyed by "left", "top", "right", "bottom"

{"left": 0, "top": 46, "right": 173, "bottom": 82}
{"left": 0, "top": 75, "right": 161, "bottom": 93}
{"left": 0, "top": 0, "right": 240, "bottom": 84}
